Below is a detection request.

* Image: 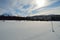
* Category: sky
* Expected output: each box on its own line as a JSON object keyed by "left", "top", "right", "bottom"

{"left": 0, "top": 0, "right": 60, "bottom": 16}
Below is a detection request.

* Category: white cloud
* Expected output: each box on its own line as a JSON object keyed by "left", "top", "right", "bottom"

{"left": 29, "top": 6, "right": 60, "bottom": 16}
{"left": 0, "top": 0, "right": 60, "bottom": 16}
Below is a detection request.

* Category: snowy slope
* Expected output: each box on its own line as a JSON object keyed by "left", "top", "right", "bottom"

{"left": 0, "top": 21, "right": 60, "bottom": 40}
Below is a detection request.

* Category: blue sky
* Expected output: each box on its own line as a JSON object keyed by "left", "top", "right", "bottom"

{"left": 0, "top": 0, "right": 60, "bottom": 16}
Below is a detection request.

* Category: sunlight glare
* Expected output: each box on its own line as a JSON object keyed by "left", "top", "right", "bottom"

{"left": 35, "top": 0, "right": 46, "bottom": 9}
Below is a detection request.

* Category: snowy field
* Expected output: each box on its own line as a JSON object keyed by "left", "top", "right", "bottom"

{"left": 0, "top": 21, "right": 60, "bottom": 40}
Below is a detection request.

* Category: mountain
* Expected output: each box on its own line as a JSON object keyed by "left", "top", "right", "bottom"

{"left": 0, "top": 14, "right": 60, "bottom": 21}
{"left": 1, "top": 13, "right": 13, "bottom": 16}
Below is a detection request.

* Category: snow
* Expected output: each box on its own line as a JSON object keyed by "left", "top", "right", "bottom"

{"left": 0, "top": 21, "right": 60, "bottom": 40}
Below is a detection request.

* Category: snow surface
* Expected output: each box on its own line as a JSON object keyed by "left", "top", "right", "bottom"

{"left": 0, "top": 21, "right": 60, "bottom": 40}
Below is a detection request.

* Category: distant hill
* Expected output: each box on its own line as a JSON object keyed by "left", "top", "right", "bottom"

{"left": 26, "top": 15, "right": 60, "bottom": 21}
{"left": 0, "top": 15, "right": 60, "bottom": 21}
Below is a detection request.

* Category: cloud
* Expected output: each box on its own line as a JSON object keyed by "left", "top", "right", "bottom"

{"left": 29, "top": 0, "right": 60, "bottom": 16}
{"left": 22, "top": 4, "right": 31, "bottom": 9}
{"left": 29, "top": 6, "right": 60, "bottom": 16}
{"left": 0, "top": 0, "right": 60, "bottom": 16}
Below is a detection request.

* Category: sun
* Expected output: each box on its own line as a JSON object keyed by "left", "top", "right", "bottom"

{"left": 35, "top": 0, "right": 46, "bottom": 9}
